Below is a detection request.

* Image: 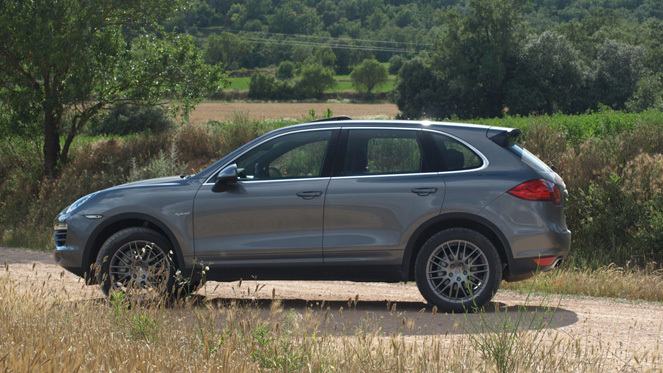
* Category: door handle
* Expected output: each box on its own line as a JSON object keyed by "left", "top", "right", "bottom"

{"left": 411, "top": 187, "right": 438, "bottom": 196}
{"left": 296, "top": 191, "right": 323, "bottom": 199}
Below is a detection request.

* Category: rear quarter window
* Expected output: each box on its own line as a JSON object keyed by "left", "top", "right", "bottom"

{"left": 430, "top": 132, "right": 483, "bottom": 171}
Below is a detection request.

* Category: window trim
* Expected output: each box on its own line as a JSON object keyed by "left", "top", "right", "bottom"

{"left": 423, "top": 129, "right": 489, "bottom": 173}
{"left": 203, "top": 128, "right": 340, "bottom": 185}
{"left": 332, "top": 127, "right": 429, "bottom": 177}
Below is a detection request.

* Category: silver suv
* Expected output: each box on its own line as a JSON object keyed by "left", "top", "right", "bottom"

{"left": 53, "top": 118, "right": 571, "bottom": 311}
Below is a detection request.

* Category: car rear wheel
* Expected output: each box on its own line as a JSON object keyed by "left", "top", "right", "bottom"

{"left": 95, "top": 227, "right": 176, "bottom": 298}
{"left": 415, "top": 228, "right": 502, "bottom": 312}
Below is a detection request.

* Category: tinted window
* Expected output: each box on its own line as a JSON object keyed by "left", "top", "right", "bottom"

{"left": 508, "top": 144, "right": 553, "bottom": 173}
{"left": 430, "top": 132, "right": 483, "bottom": 171}
{"left": 234, "top": 130, "right": 332, "bottom": 180}
{"left": 342, "top": 129, "right": 422, "bottom": 176}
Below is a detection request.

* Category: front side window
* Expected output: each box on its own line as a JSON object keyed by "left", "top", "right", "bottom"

{"left": 233, "top": 130, "right": 332, "bottom": 180}
{"left": 341, "top": 129, "right": 423, "bottom": 176}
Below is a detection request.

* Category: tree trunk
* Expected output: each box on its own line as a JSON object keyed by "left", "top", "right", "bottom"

{"left": 43, "top": 109, "right": 61, "bottom": 178}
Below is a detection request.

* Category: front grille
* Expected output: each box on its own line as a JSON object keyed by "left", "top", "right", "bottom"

{"left": 54, "top": 229, "right": 67, "bottom": 247}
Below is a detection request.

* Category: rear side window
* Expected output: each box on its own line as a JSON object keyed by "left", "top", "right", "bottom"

{"left": 341, "top": 129, "right": 423, "bottom": 176}
{"left": 430, "top": 132, "right": 483, "bottom": 171}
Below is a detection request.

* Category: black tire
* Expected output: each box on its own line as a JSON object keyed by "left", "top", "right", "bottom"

{"left": 95, "top": 227, "right": 176, "bottom": 297}
{"left": 415, "top": 228, "right": 502, "bottom": 313}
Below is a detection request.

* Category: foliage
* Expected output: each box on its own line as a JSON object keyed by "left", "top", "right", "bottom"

{"left": 89, "top": 105, "right": 175, "bottom": 136}
{"left": 295, "top": 63, "right": 336, "bottom": 99}
{"left": 3, "top": 109, "right": 663, "bottom": 269}
{"left": 275, "top": 61, "right": 296, "bottom": 80}
{"left": 591, "top": 39, "right": 646, "bottom": 110}
{"left": 431, "top": 0, "right": 528, "bottom": 118}
{"left": 388, "top": 55, "right": 406, "bottom": 75}
{"left": 128, "top": 143, "right": 187, "bottom": 182}
{"left": 626, "top": 73, "right": 663, "bottom": 112}
{"left": 505, "top": 31, "right": 587, "bottom": 115}
{"left": 247, "top": 72, "right": 294, "bottom": 100}
{"left": 350, "top": 59, "right": 389, "bottom": 97}
{"left": 395, "top": 59, "right": 445, "bottom": 119}
{"left": 204, "top": 32, "right": 254, "bottom": 70}
{"left": 0, "top": 0, "right": 226, "bottom": 177}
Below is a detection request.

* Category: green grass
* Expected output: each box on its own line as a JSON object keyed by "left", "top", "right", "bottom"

{"left": 227, "top": 76, "right": 251, "bottom": 91}
{"left": 226, "top": 74, "right": 398, "bottom": 93}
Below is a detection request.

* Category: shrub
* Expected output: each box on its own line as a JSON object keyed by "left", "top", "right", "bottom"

{"left": 295, "top": 63, "right": 336, "bottom": 99}
{"left": 248, "top": 72, "right": 278, "bottom": 100}
{"left": 276, "top": 61, "right": 295, "bottom": 80}
{"left": 388, "top": 55, "right": 405, "bottom": 75}
{"left": 90, "top": 105, "right": 175, "bottom": 136}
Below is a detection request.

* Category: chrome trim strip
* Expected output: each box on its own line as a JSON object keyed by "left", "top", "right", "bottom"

{"left": 423, "top": 128, "right": 490, "bottom": 172}
{"left": 330, "top": 172, "right": 440, "bottom": 180}
{"left": 203, "top": 177, "right": 331, "bottom": 186}
{"left": 340, "top": 126, "right": 422, "bottom": 131}
{"left": 203, "top": 127, "right": 340, "bottom": 184}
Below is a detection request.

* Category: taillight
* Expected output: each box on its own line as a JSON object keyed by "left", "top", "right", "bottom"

{"left": 508, "top": 179, "right": 562, "bottom": 205}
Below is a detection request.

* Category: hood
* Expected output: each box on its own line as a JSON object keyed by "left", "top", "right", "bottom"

{"left": 111, "top": 176, "right": 185, "bottom": 189}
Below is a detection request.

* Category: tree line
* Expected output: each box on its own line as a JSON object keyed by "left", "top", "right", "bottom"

{"left": 397, "top": 0, "right": 663, "bottom": 118}
{"left": 2, "top": 0, "right": 663, "bottom": 178}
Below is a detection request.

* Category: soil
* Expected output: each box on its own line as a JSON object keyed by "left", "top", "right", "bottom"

{"left": 2, "top": 247, "right": 662, "bottom": 368}
{"left": 187, "top": 102, "right": 399, "bottom": 123}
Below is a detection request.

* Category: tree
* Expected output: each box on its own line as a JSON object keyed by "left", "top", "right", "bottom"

{"left": 350, "top": 59, "right": 388, "bottom": 97}
{"left": 296, "top": 63, "right": 336, "bottom": 99}
{"left": 505, "top": 31, "right": 587, "bottom": 115}
{"left": 395, "top": 59, "right": 446, "bottom": 119}
{"left": 276, "top": 61, "right": 296, "bottom": 80}
{"left": 204, "top": 32, "right": 253, "bottom": 70}
{"left": 433, "top": 0, "right": 528, "bottom": 118}
{"left": 0, "top": 0, "right": 226, "bottom": 177}
{"left": 592, "top": 39, "right": 646, "bottom": 110}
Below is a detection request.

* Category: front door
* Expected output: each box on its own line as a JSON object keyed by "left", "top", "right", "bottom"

{"left": 193, "top": 129, "right": 335, "bottom": 278}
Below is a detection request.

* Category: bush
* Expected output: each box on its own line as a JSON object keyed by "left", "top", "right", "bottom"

{"left": 90, "top": 105, "right": 175, "bottom": 136}
{"left": 295, "top": 63, "right": 336, "bottom": 99}
{"left": 276, "top": 61, "right": 295, "bottom": 79}
{"left": 248, "top": 72, "right": 295, "bottom": 100}
{"left": 388, "top": 55, "right": 405, "bottom": 75}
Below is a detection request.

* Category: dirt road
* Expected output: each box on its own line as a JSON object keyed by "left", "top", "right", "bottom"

{"left": 2, "top": 247, "right": 662, "bottom": 369}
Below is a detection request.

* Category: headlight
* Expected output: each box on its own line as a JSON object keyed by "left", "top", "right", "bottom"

{"left": 65, "top": 192, "right": 99, "bottom": 214}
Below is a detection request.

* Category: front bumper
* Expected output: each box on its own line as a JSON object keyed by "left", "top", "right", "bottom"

{"left": 53, "top": 245, "right": 86, "bottom": 277}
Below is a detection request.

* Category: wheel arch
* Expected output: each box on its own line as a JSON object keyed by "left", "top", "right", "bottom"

{"left": 82, "top": 213, "right": 186, "bottom": 283}
{"left": 402, "top": 213, "right": 513, "bottom": 282}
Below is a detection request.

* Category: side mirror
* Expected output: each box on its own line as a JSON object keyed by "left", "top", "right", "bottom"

{"left": 212, "top": 164, "right": 238, "bottom": 193}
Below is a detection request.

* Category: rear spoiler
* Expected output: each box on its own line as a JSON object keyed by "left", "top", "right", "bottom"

{"left": 487, "top": 127, "right": 522, "bottom": 147}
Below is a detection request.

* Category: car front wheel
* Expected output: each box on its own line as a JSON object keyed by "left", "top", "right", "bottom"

{"left": 415, "top": 228, "right": 502, "bottom": 312}
{"left": 95, "top": 227, "right": 176, "bottom": 298}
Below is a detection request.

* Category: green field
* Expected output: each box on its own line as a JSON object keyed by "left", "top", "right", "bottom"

{"left": 226, "top": 74, "right": 398, "bottom": 93}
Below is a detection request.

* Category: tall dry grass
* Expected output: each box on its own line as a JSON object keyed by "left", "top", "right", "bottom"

{"left": 503, "top": 265, "right": 663, "bottom": 302}
{"left": 1, "top": 266, "right": 661, "bottom": 372}
{"left": 2, "top": 110, "right": 663, "bottom": 268}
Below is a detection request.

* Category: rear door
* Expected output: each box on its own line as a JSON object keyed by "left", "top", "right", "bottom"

{"left": 322, "top": 128, "right": 445, "bottom": 280}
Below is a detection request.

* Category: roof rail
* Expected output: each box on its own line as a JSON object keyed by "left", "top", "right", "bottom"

{"left": 310, "top": 115, "right": 352, "bottom": 123}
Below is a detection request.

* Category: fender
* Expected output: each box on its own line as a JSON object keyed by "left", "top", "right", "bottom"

{"left": 82, "top": 212, "right": 189, "bottom": 277}
{"left": 401, "top": 212, "right": 514, "bottom": 281}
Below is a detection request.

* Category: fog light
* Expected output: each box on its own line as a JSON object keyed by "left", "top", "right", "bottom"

{"left": 54, "top": 222, "right": 68, "bottom": 231}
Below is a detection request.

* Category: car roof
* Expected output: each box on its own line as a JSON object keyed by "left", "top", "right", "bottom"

{"left": 270, "top": 118, "right": 494, "bottom": 134}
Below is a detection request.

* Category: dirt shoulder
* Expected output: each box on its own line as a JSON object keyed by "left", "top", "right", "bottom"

{"left": 3, "top": 247, "right": 662, "bottom": 367}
